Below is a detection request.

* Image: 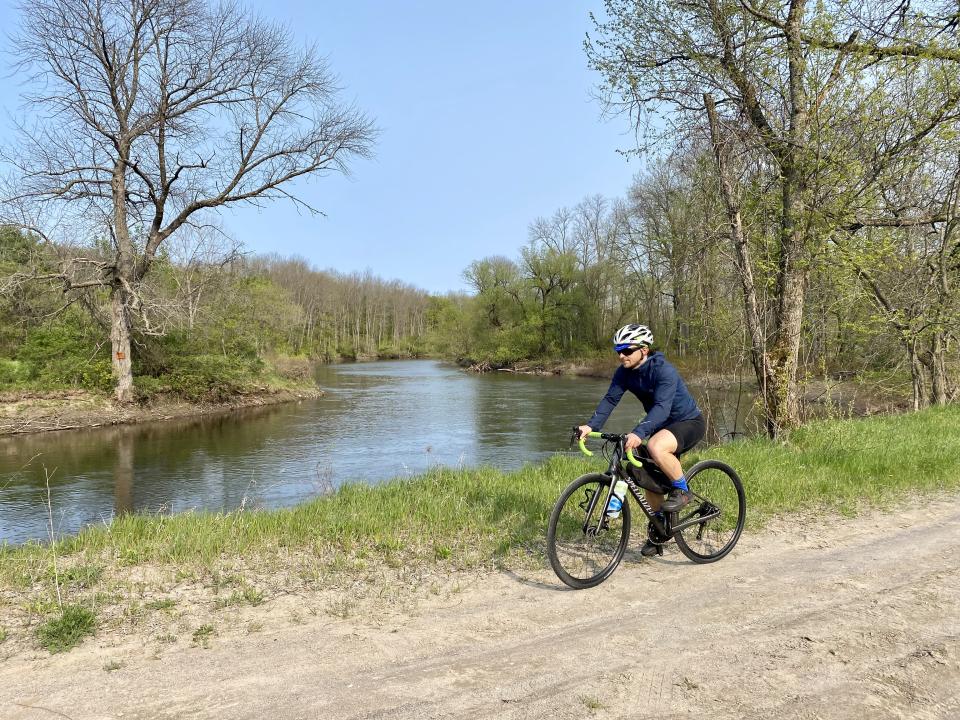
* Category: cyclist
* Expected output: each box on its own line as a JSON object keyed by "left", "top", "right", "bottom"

{"left": 577, "top": 323, "right": 706, "bottom": 557}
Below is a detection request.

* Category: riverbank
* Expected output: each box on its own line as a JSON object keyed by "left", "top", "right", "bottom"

{"left": 463, "top": 355, "right": 911, "bottom": 415}
{"left": 1, "top": 405, "right": 958, "bottom": 659}
{"left": 0, "top": 383, "right": 323, "bottom": 437}
{"left": 4, "top": 498, "right": 957, "bottom": 719}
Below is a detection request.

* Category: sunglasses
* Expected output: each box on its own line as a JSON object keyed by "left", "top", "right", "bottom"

{"left": 615, "top": 346, "right": 643, "bottom": 356}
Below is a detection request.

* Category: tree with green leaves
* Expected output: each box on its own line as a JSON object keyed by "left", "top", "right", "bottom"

{"left": 589, "top": 0, "right": 960, "bottom": 435}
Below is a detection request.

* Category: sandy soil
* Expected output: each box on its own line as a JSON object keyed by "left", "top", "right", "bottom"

{"left": 2, "top": 499, "right": 958, "bottom": 720}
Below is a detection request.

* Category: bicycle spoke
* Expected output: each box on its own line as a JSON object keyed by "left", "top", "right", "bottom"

{"left": 673, "top": 461, "right": 745, "bottom": 563}
{"left": 547, "top": 475, "right": 631, "bottom": 588}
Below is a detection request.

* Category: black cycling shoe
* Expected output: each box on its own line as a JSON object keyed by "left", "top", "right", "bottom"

{"left": 660, "top": 488, "right": 691, "bottom": 513}
{"left": 640, "top": 540, "right": 663, "bottom": 557}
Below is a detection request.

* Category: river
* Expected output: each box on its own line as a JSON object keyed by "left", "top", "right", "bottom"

{"left": 0, "top": 360, "right": 758, "bottom": 544}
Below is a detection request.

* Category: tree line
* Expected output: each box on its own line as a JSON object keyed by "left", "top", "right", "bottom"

{"left": 0, "top": 226, "right": 436, "bottom": 397}
{"left": 1, "top": 0, "right": 957, "bottom": 439}
{"left": 435, "top": 0, "right": 960, "bottom": 438}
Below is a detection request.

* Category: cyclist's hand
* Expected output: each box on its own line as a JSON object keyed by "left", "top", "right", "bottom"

{"left": 624, "top": 432, "right": 643, "bottom": 451}
{"left": 577, "top": 425, "right": 592, "bottom": 441}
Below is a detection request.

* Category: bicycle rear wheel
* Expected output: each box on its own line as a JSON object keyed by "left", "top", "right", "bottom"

{"left": 672, "top": 460, "right": 745, "bottom": 563}
{"left": 546, "top": 473, "right": 631, "bottom": 589}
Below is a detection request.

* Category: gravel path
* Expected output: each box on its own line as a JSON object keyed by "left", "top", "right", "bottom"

{"left": 3, "top": 499, "right": 958, "bottom": 719}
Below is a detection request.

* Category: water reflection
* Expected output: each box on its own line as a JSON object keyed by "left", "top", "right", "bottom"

{"left": 0, "top": 360, "right": 759, "bottom": 544}
{"left": 113, "top": 432, "right": 134, "bottom": 514}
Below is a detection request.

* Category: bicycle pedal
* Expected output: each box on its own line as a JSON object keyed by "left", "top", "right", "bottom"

{"left": 656, "top": 544, "right": 663, "bottom": 556}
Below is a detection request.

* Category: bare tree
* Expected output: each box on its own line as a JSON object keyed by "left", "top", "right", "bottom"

{"left": 165, "top": 225, "right": 243, "bottom": 331}
{"left": 2, "top": 0, "right": 375, "bottom": 401}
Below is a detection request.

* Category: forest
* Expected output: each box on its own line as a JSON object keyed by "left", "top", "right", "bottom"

{"left": 1, "top": 0, "right": 958, "bottom": 439}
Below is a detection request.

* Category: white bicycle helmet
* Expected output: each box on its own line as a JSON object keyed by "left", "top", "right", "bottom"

{"left": 613, "top": 324, "right": 653, "bottom": 351}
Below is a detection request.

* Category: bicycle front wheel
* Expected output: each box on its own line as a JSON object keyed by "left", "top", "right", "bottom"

{"left": 546, "top": 473, "right": 631, "bottom": 589}
{"left": 673, "top": 460, "right": 746, "bottom": 563}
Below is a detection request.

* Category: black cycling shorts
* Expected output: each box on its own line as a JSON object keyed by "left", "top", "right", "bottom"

{"left": 660, "top": 414, "right": 706, "bottom": 456}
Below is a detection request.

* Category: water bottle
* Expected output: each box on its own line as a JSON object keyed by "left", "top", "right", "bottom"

{"left": 606, "top": 480, "right": 628, "bottom": 518}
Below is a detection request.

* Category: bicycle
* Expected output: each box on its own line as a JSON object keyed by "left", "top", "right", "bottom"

{"left": 546, "top": 429, "right": 746, "bottom": 589}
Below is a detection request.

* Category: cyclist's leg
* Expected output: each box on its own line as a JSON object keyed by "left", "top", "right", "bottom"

{"left": 647, "top": 428, "right": 683, "bottom": 480}
{"left": 642, "top": 431, "right": 681, "bottom": 512}
{"left": 651, "top": 417, "right": 707, "bottom": 512}
{"left": 644, "top": 489, "right": 664, "bottom": 512}
{"left": 649, "top": 416, "right": 707, "bottom": 478}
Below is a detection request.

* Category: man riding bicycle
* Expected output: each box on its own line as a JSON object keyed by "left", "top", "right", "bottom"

{"left": 577, "top": 324, "right": 706, "bottom": 557}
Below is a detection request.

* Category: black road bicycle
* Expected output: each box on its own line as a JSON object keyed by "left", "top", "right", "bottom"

{"left": 546, "top": 430, "right": 746, "bottom": 589}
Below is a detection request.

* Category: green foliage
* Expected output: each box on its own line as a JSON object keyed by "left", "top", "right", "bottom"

{"left": 36, "top": 604, "right": 96, "bottom": 653}
{"left": 139, "top": 354, "right": 266, "bottom": 402}
{"left": 11, "top": 310, "right": 112, "bottom": 391}
{"left": 0, "top": 359, "right": 30, "bottom": 386}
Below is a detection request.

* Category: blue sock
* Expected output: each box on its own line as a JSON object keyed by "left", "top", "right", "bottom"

{"left": 672, "top": 475, "right": 688, "bottom": 492}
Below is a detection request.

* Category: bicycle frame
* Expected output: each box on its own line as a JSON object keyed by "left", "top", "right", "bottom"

{"left": 582, "top": 434, "right": 671, "bottom": 539}
{"left": 580, "top": 434, "right": 721, "bottom": 539}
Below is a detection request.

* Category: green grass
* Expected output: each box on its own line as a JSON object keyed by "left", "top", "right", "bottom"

{"left": 58, "top": 563, "right": 103, "bottom": 589}
{"left": 35, "top": 605, "right": 96, "bottom": 653}
{"left": 2, "top": 405, "right": 959, "bottom": 613}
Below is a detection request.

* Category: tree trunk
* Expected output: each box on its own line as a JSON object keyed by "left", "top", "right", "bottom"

{"left": 111, "top": 155, "right": 135, "bottom": 404}
{"left": 110, "top": 286, "right": 134, "bottom": 403}
{"left": 927, "top": 332, "right": 949, "bottom": 405}
{"left": 906, "top": 340, "right": 929, "bottom": 410}
{"left": 766, "top": 267, "right": 807, "bottom": 433}
{"left": 766, "top": 0, "right": 810, "bottom": 435}
{"left": 704, "top": 93, "right": 777, "bottom": 436}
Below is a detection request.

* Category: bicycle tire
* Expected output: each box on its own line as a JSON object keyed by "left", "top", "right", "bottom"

{"left": 672, "top": 460, "right": 746, "bottom": 563}
{"left": 546, "top": 473, "right": 631, "bottom": 589}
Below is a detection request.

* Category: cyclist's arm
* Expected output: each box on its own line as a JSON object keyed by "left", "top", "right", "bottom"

{"left": 586, "top": 368, "right": 628, "bottom": 430}
{"left": 633, "top": 366, "right": 678, "bottom": 439}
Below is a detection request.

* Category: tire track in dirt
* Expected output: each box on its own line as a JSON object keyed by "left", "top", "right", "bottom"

{"left": 3, "top": 500, "right": 958, "bottom": 719}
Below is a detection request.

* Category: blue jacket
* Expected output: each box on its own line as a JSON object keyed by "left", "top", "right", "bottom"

{"left": 586, "top": 352, "right": 700, "bottom": 439}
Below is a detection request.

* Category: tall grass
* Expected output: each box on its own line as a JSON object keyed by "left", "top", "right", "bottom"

{"left": 2, "top": 405, "right": 959, "bottom": 587}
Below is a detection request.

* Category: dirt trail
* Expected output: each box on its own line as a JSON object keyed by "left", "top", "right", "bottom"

{"left": 3, "top": 500, "right": 959, "bottom": 720}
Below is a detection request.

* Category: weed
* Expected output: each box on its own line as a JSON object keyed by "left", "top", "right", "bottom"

{"left": 0, "top": 626, "right": 7, "bottom": 643}
{"left": 36, "top": 604, "right": 96, "bottom": 653}
{"left": 210, "top": 572, "right": 245, "bottom": 593}
{"left": 213, "top": 586, "right": 264, "bottom": 609}
{"left": 103, "top": 660, "right": 123, "bottom": 672}
{"left": 579, "top": 695, "right": 605, "bottom": 711}
{"left": 325, "top": 597, "right": 355, "bottom": 619}
{"left": 191, "top": 624, "right": 215, "bottom": 648}
{"left": 156, "top": 633, "right": 177, "bottom": 644}
{"left": 434, "top": 545, "right": 452, "bottom": 560}
{"left": 60, "top": 564, "right": 103, "bottom": 589}
{"left": 123, "top": 602, "right": 145, "bottom": 624}
{"left": 146, "top": 598, "right": 177, "bottom": 611}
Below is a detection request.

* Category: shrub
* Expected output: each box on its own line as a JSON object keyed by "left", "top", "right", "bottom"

{"left": 16, "top": 313, "right": 112, "bottom": 391}
{"left": 159, "top": 354, "right": 264, "bottom": 402}
{"left": 0, "top": 358, "right": 30, "bottom": 388}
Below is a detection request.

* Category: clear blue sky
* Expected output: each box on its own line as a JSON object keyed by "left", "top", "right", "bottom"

{"left": 0, "top": 1, "right": 641, "bottom": 294}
